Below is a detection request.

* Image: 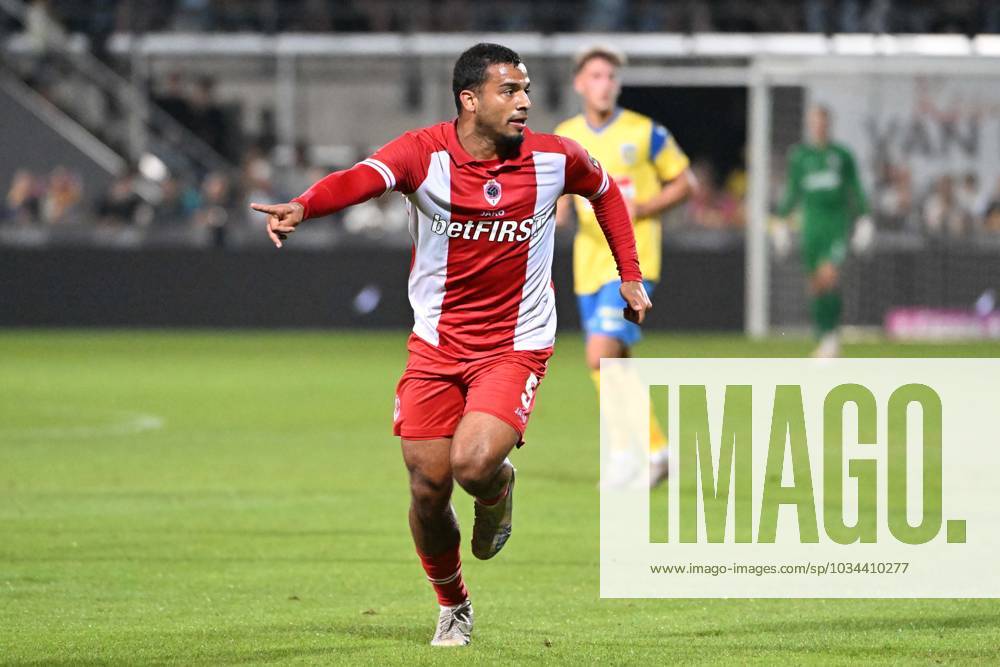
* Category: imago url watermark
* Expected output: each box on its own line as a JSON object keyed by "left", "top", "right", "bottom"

{"left": 599, "top": 359, "right": 1000, "bottom": 598}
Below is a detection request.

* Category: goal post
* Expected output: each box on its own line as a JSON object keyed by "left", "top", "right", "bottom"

{"left": 745, "top": 63, "right": 772, "bottom": 338}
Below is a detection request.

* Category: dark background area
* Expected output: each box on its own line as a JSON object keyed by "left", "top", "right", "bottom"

{"left": 0, "top": 247, "right": 746, "bottom": 330}
{"left": 620, "top": 85, "right": 748, "bottom": 183}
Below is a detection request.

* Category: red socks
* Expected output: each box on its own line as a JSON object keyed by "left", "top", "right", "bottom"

{"left": 477, "top": 478, "right": 511, "bottom": 506}
{"left": 417, "top": 542, "right": 468, "bottom": 607}
{"left": 415, "top": 473, "right": 512, "bottom": 605}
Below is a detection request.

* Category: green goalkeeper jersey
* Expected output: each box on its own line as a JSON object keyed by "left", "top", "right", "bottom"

{"left": 777, "top": 142, "right": 868, "bottom": 237}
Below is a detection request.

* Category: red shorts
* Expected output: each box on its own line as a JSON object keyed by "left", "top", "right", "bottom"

{"left": 393, "top": 333, "right": 552, "bottom": 445}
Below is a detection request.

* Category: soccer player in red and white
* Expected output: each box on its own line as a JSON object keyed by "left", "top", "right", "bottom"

{"left": 250, "top": 43, "right": 651, "bottom": 647}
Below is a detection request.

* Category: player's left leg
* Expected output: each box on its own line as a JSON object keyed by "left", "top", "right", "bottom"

{"left": 582, "top": 280, "right": 668, "bottom": 487}
{"left": 807, "top": 236, "right": 846, "bottom": 357}
{"left": 451, "top": 412, "right": 518, "bottom": 501}
{"left": 585, "top": 331, "right": 628, "bottom": 372}
{"left": 452, "top": 412, "right": 520, "bottom": 561}
{"left": 455, "top": 349, "right": 550, "bottom": 560}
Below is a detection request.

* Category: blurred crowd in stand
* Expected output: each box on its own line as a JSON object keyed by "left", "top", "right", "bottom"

{"left": 874, "top": 167, "right": 1000, "bottom": 237}
{"left": 9, "top": 144, "right": 1000, "bottom": 247}
{"left": 8, "top": 0, "right": 999, "bottom": 36}
{"left": 1, "top": 139, "right": 413, "bottom": 246}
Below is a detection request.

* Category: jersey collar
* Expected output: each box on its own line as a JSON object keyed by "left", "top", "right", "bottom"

{"left": 584, "top": 107, "right": 622, "bottom": 134}
{"left": 447, "top": 119, "right": 530, "bottom": 169}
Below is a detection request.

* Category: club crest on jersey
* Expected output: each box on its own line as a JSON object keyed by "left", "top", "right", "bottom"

{"left": 621, "top": 143, "right": 637, "bottom": 165}
{"left": 483, "top": 179, "right": 502, "bottom": 207}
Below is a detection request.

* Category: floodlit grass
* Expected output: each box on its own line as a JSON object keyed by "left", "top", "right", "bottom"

{"left": 2, "top": 330, "right": 998, "bottom": 664}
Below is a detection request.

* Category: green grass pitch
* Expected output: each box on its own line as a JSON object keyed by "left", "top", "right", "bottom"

{"left": 2, "top": 330, "right": 999, "bottom": 664}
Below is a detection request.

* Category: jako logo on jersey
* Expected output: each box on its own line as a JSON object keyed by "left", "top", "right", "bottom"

{"left": 430, "top": 213, "right": 546, "bottom": 243}
{"left": 484, "top": 179, "right": 502, "bottom": 206}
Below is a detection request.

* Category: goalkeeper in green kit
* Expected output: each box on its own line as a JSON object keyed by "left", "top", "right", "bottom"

{"left": 776, "top": 105, "right": 870, "bottom": 357}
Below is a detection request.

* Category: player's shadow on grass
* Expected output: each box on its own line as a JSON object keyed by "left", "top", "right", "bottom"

{"left": 327, "top": 621, "right": 429, "bottom": 644}
{"left": 254, "top": 620, "right": 430, "bottom": 648}
{"left": 152, "top": 623, "right": 431, "bottom": 663}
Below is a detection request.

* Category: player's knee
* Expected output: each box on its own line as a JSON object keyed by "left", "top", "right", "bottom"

{"left": 816, "top": 277, "right": 837, "bottom": 294}
{"left": 450, "top": 448, "right": 496, "bottom": 495}
{"left": 585, "top": 347, "right": 603, "bottom": 370}
{"left": 586, "top": 334, "right": 628, "bottom": 371}
{"left": 409, "top": 470, "right": 452, "bottom": 514}
{"left": 586, "top": 336, "right": 626, "bottom": 370}
{"left": 814, "top": 264, "right": 839, "bottom": 292}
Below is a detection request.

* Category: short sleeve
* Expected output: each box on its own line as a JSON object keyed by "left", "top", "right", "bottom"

{"left": 361, "top": 132, "right": 424, "bottom": 195}
{"left": 561, "top": 136, "right": 610, "bottom": 200}
{"left": 650, "top": 124, "right": 690, "bottom": 182}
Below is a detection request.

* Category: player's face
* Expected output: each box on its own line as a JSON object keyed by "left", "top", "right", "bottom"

{"left": 574, "top": 57, "right": 620, "bottom": 114}
{"left": 475, "top": 63, "right": 532, "bottom": 145}
{"left": 808, "top": 108, "right": 830, "bottom": 145}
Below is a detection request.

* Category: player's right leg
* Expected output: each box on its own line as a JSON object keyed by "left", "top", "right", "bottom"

{"left": 401, "top": 438, "right": 473, "bottom": 647}
{"left": 394, "top": 340, "right": 473, "bottom": 646}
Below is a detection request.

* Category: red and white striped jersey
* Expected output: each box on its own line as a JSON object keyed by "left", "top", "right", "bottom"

{"left": 294, "top": 120, "right": 640, "bottom": 359}
{"left": 368, "top": 121, "right": 638, "bottom": 357}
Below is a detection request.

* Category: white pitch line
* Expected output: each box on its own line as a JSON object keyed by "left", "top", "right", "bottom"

{"left": 0, "top": 410, "right": 166, "bottom": 441}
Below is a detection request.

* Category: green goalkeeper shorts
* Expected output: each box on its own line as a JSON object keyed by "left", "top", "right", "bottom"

{"left": 802, "top": 233, "right": 847, "bottom": 273}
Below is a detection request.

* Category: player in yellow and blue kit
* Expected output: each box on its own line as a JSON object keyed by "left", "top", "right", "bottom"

{"left": 555, "top": 46, "right": 693, "bottom": 487}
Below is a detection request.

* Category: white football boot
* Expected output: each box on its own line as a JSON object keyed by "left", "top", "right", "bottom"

{"left": 601, "top": 449, "right": 640, "bottom": 490}
{"left": 812, "top": 332, "right": 841, "bottom": 358}
{"left": 649, "top": 448, "right": 671, "bottom": 489}
{"left": 430, "top": 599, "right": 474, "bottom": 647}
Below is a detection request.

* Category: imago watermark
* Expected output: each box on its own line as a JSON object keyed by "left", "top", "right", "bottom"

{"left": 599, "top": 359, "right": 1000, "bottom": 597}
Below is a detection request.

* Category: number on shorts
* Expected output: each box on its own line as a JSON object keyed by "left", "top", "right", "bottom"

{"left": 521, "top": 373, "right": 539, "bottom": 411}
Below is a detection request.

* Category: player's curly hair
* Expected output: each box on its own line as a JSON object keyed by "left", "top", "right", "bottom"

{"left": 452, "top": 43, "right": 522, "bottom": 114}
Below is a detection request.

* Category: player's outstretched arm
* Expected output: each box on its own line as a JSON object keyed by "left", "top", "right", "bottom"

{"left": 249, "top": 161, "right": 390, "bottom": 248}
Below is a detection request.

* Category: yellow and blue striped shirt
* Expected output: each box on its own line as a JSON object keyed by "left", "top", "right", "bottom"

{"left": 555, "top": 108, "right": 689, "bottom": 294}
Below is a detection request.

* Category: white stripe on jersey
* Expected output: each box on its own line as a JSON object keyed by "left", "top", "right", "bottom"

{"left": 359, "top": 158, "right": 396, "bottom": 194}
{"left": 407, "top": 151, "right": 451, "bottom": 346}
{"left": 512, "top": 151, "right": 564, "bottom": 351}
{"left": 587, "top": 164, "right": 610, "bottom": 200}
